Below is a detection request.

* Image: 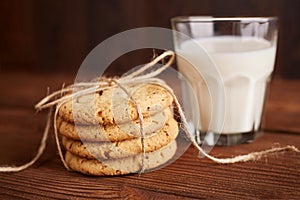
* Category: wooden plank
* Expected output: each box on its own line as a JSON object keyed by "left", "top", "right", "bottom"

{"left": 0, "top": 130, "right": 299, "bottom": 199}
{"left": 0, "top": 73, "right": 299, "bottom": 198}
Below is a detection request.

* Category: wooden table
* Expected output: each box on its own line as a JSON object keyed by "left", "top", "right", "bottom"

{"left": 0, "top": 72, "right": 299, "bottom": 199}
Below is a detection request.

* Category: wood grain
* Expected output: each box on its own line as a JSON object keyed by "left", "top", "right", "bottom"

{"left": 0, "top": 131, "right": 299, "bottom": 199}
{"left": 1, "top": 0, "right": 300, "bottom": 78}
{"left": 0, "top": 72, "right": 299, "bottom": 199}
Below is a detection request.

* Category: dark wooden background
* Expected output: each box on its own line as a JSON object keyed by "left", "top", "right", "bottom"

{"left": 1, "top": 0, "right": 300, "bottom": 78}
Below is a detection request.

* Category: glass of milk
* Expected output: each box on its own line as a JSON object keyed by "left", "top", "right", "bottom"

{"left": 172, "top": 17, "right": 278, "bottom": 146}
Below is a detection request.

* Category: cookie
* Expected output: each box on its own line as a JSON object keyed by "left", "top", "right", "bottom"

{"left": 65, "top": 140, "right": 177, "bottom": 176}
{"left": 58, "top": 84, "right": 173, "bottom": 125}
{"left": 61, "top": 118, "right": 178, "bottom": 160}
{"left": 57, "top": 107, "right": 173, "bottom": 142}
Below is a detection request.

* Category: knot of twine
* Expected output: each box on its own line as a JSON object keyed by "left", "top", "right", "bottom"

{"left": 0, "top": 50, "right": 299, "bottom": 173}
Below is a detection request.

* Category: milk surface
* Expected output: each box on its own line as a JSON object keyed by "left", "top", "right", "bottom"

{"left": 176, "top": 36, "right": 276, "bottom": 134}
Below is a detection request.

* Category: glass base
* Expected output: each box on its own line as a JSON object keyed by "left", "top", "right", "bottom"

{"left": 195, "top": 130, "right": 263, "bottom": 146}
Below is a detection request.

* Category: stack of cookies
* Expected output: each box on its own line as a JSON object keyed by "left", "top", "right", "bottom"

{"left": 56, "top": 83, "right": 179, "bottom": 176}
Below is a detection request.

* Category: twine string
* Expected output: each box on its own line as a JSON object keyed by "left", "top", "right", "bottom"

{"left": 113, "top": 80, "right": 146, "bottom": 174}
{"left": 0, "top": 107, "right": 52, "bottom": 172}
{"left": 0, "top": 50, "right": 299, "bottom": 173}
{"left": 54, "top": 103, "right": 71, "bottom": 170}
{"left": 158, "top": 83, "right": 300, "bottom": 163}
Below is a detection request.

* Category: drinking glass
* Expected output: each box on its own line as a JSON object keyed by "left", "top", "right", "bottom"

{"left": 172, "top": 17, "right": 278, "bottom": 146}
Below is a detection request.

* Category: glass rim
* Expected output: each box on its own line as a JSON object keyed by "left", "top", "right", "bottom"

{"left": 171, "top": 16, "right": 278, "bottom": 23}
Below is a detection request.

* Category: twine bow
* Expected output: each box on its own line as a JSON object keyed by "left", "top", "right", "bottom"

{"left": 0, "top": 50, "right": 299, "bottom": 173}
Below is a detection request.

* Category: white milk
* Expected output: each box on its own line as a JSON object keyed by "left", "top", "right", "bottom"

{"left": 176, "top": 36, "right": 276, "bottom": 134}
